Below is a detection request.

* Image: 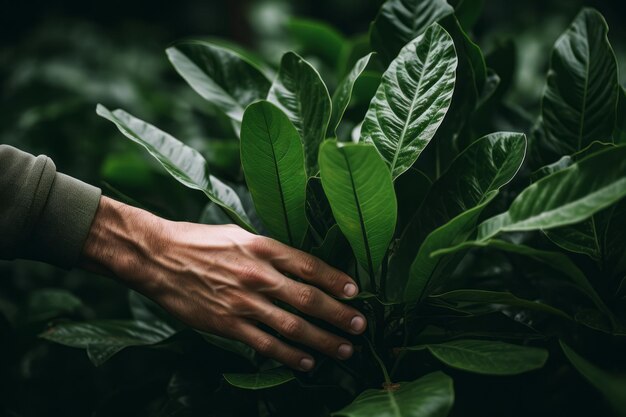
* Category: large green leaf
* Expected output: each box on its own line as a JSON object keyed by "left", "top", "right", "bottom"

{"left": 268, "top": 52, "right": 331, "bottom": 176}
{"left": 97, "top": 105, "right": 255, "bottom": 232}
{"left": 319, "top": 141, "right": 397, "bottom": 278}
{"left": 240, "top": 101, "right": 308, "bottom": 247}
{"left": 408, "top": 340, "right": 548, "bottom": 375}
{"left": 541, "top": 8, "right": 619, "bottom": 157}
{"left": 431, "top": 239, "right": 613, "bottom": 323}
{"left": 332, "top": 372, "right": 454, "bottom": 417}
{"left": 288, "top": 18, "right": 347, "bottom": 68}
{"left": 560, "top": 341, "right": 626, "bottom": 416}
{"left": 478, "top": 145, "right": 626, "bottom": 240}
{"left": 166, "top": 41, "right": 271, "bottom": 128}
{"left": 369, "top": 0, "right": 454, "bottom": 66}
{"left": 223, "top": 367, "right": 295, "bottom": 390}
{"left": 390, "top": 132, "right": 526, "bottom": 291}
{"left": 430, "top": 289, "right": 572, "bottom": 320}
{"left": 40, "top": 320, "right": 176, "bottom": 366}
{"left": 330, "top": 53, "right": 374, "bottom": 136}
{"left": 362, "top": 23, "right": 457, "bottom": 179}
{"left": 402, "top": 192, "right": 497, "bottom": 302}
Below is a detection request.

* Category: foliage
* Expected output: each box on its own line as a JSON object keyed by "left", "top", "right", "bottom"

{"left": 3, "top": 1, "right": 626, "bottom": 416}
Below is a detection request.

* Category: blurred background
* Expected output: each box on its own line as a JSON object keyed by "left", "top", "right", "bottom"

{"left": 0, "top": 0, "right": 624, "bottom": 416}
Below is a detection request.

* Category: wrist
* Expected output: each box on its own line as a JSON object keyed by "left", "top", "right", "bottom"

{"left": 79, "top": 196, "right": 167, "bottom": 294}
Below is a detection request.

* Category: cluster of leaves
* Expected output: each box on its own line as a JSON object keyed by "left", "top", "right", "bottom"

{"left": 38, "top": 1, "right": 626, "bottom": 416}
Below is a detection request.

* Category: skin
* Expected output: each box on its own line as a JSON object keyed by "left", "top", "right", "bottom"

{"left": 79, "top": 196, "right": 367, "bottom": 371}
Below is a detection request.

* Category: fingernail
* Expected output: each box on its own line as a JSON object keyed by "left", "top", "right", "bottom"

{"left": 337, "top": 343, "right": 353, "bottom": 359}
{"left": 299, "top": 358, "right": 314, "bottom": 371}
{"left": 350, "top": 316, "right": 366, "bottom": 333}
{"left": 343, "top": 283, "right": 358, "bottom": 297}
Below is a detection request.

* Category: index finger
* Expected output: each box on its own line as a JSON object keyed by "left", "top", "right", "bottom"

{"left": 262, "top": 240, "right": 359, "bottom": 299}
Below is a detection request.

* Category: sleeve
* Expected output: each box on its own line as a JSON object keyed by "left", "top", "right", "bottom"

{"left": 0, "top": 145, "right": 102, "bottom": 269}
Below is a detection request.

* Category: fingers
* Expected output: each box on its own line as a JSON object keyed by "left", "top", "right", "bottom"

{"left": 258, "top": 304, "right": 355, "bottom": 361}
{"left": 235, "top": 321, "right": 315, "bottom": 371}
{"left": 258, "top": 239, "right": 359, "bottom": 299}
{"left": 274, "top": 278, "right": 367, "bottom": 336}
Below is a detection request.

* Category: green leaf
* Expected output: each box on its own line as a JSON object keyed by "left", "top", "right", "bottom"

{"left": 166, "top": 41, "right": 271, "bottom": 128}
{"left": 541, "top": 8, "right": 619, "bottom": 156}
{"left": 319, "top": 141, "right": 397, "bottom": 278}
{"left": 330, "top": 53, "right": 374, "bottom": 136}
{"left": 223, "top": 367, "right": 295, "bottom": 390}
{"left": 390, "top": 132, "right": 526, "bottom": 294}
{"left": 408, "top": 340, "right": 548, "bottom": 375}
{"left": 332, "top": 371, "right": 453, "bottom": 417}
{"left": 402, "top": 192, "right": 497, "bottom": 302}
{"left": 560, "top": 341, "right": 626, "bottom": 416}
{"left": 268, "top": 52, "right": 331, "bottom": 176}
{"left": 240, "top": 101, "right": 308, "bottom": 247}
{"left": 22, "top": 289, "right": 83, "bottom": 324}
{"left": 478, "top": 145, "right": 626, "bottom": 240}
{"left": 311, "top": 224, "right": 351, "bottom": 271}
{"left": 614, "top": 86, "right": 626, "bottom": 144}
{"left": 369, "top": 0, "right": 454, "bottom": 66}
{"left": 430, "top": 289, "right": 572, "bottom": 320}
{"left": 199, "top": 332, "right": 256, "bottom": 364}
{"left": 96, "top": 104, "right": 255, "bottom": 232}
{"left": 431, "top": 239, "right": 613, "bottom": 323}
{"left": 362, "top": 23, "right": 457, "bottom": 179}
{"left": 40, "top": 320, "right": 176, "bottom": 366}
{"left": 288, "top": 18, "right": 347, "bottom": 68}
{"left": 394, "top": 168, "right": 432, "bottom": 233}
{"left": 454, "top": 0, "right": 485, "bottom": 30}
{"left": 305, "top": 177, "right": 335, "bottom": 242}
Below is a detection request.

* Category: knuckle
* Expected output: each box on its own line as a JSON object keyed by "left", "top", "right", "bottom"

{"left": 239, "top": 263, "right": 264, "bottom": 281}
{"left": 248, "top": 236, "right": 274, "bottom": 256}
{"left": 326, "top": 271, "right": 341, "bottom": 289}
{"left": 298, "top": 286, "right": 316, "bottom": 308}
{"left": 282, "top": 317, "right": 303, "bottom": 338}
{"left": 301, "top": 256, "right": 320, "bottom": 278}
{"left": 253, "top": 336, "right": 274, "bottom": 354}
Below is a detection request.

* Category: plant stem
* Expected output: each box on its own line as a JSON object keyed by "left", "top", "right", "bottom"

{"left": 365, "top": 337, "right": 391, "bottom": 385}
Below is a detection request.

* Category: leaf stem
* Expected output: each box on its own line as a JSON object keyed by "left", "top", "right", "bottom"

{"left": 365, "top": 337, "right": 391, "bottom": 385}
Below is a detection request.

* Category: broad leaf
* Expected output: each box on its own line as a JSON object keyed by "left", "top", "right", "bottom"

{"left": 369, "top": 0, "right": 454, "bottom": 66}
{"left": 41, "top": 320, "right": 176, "bottom": 366}
{"left": 288, "top": 18, "right": 347, "bottom": 68}
{"left": 431, "top": 239, "right": 613, "bottom": 323}
{"left": 402, "top": 192, "right": 497, "bottom": 302}
{"left": 223, "top": 367, "right": 295, "bottom": 390}
{"left": 97, "top": 105, "right": 255, "bottom": 232}
{"left": 408, "top": 340, "right": 548, "bottom": 375}
{"left": 362, "top": 23, "right": 457, "bottom": 179}
{"left": 560, "top": 341, "right": 626, "bottom": 415}
{"left": 166, "top": 41, "right": 271, "bottom": 128}
{"left": 390, "top": 132, "right": 526, "bottom": 290}
{"left": 541, "top": 8, "right": 619, "bottom": 156}
{"left": 268, "top": 52, "right": 331, "bottom": 176}
{"left": 22, "top": 289, "right": 83, "bottom": 324}
{"left": 240, "top": 101, "right": 308, "bottom": 247}
{"left": 330, "top": 53, "right": 374, "bottom": 136}
{"left": 431, "top": 289, "right": 572, "bottom": 320}
{"left": 332, "top": 371, "right": 454, "bottom": 417}
{"left": 319, "top": 141, "right": 397, "bottom": 278}
{"left": 305, "top": 177, "right": 335, "bottom": 243}
{"left": 478, "top": 145, "right": 626, "bottom": 240}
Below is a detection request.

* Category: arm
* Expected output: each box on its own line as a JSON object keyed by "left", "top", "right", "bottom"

{"left": 0, "top": 145, "right": 101, "bottom": 267}
{"left": 80, "top": 197, "right": 366, "bottom": 371}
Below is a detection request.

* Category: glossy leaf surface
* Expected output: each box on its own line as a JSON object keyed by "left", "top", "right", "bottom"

{"left": 370, "top": 0, "right": 454, "bottom": 66}
{"left": 541, "top": 8, "right": 619, "bottom": 156}
{"left": 268, "top": 52, "right": 331, "bottom": 176}
{"left": 241, "top": 101, "right": 308, "bottom": 246}
{"left": 97, "top": 105, "right": 255, "bottom": 231}
{"left": 478, "top": 145, "right": 626, "bottom": 239}
{"left": 223, "top": 367, "right": 295, "bottom": 390}
{"left": 332, "top": 372, "right": 454, "bottom": 417}
{"left": 409, "top": 340, "right": 548, "bottom": 375}
{"left": 166, "top": 41, "right": 271, "bottom": 126}
{"left": 319, "top": 141, "right": 397, "bottom": 276}
{"left": 362, "top": 23, "right": 457, "bottom": 179}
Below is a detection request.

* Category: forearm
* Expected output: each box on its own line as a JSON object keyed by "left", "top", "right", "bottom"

{"left": 79, "top": 196, "right": 166, "bottom": 295}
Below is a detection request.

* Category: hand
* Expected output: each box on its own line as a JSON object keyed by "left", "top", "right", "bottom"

{"left": 80, "top": 197, "right": 367, "bottom": 371}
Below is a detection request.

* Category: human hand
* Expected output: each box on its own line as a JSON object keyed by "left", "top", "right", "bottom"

{"left": 80, "top": 197, "right": 367, "bottom": 371}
